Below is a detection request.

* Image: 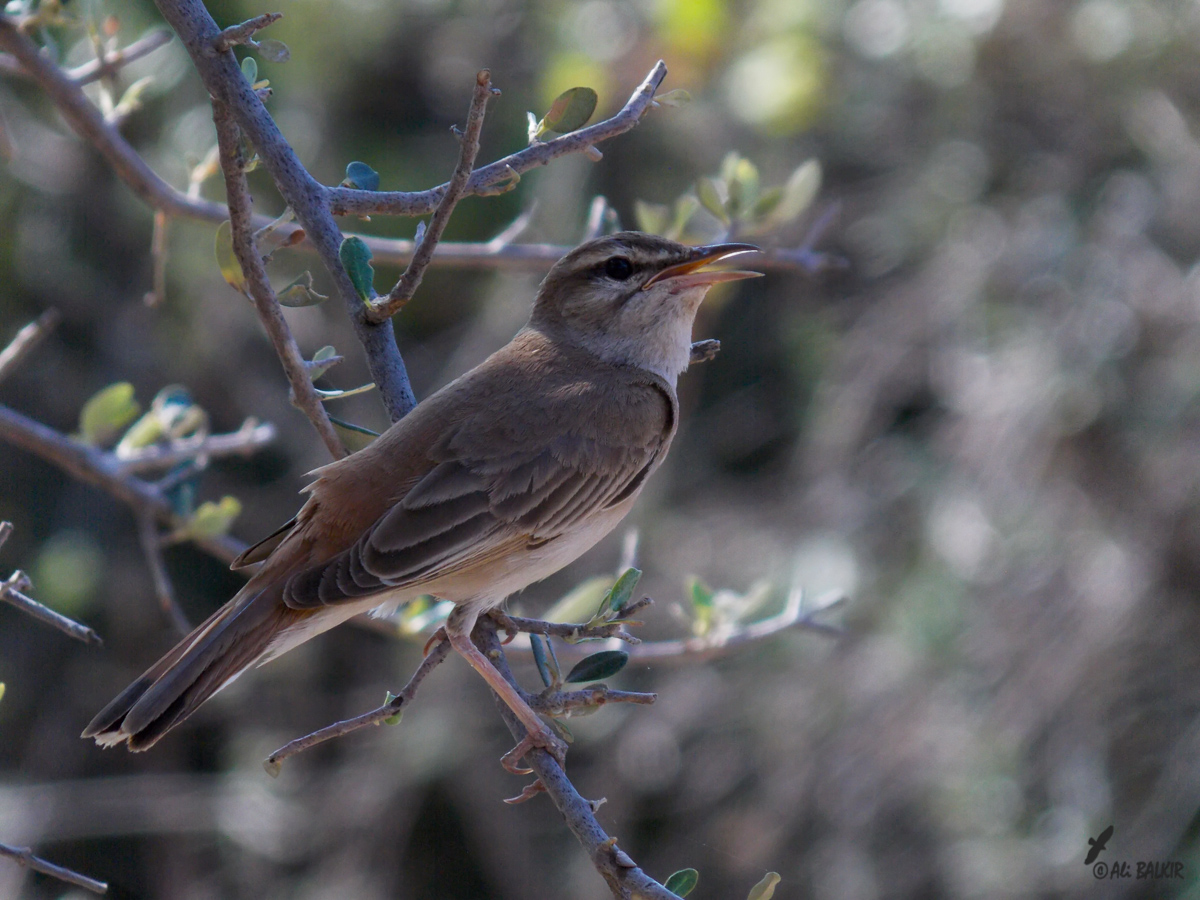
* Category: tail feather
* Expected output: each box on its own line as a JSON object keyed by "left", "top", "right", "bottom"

{"left": 82, "top": 584, "right": 309, "bottom": 751}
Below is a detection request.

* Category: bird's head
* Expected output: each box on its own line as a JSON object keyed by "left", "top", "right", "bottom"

{"left": 530, "top": 232, "right": 761, "bottom": 384}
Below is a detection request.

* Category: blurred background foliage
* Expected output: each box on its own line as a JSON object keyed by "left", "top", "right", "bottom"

{"left": 3, "top": 0, "right": 1200, "bottom": 897}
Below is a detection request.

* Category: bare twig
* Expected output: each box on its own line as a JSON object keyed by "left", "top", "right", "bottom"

{"left": 327, "top": 62, "right": 671, "bottom": 218}
{"left": 0, "top": 841, "right": 108, "bottom": 894}
{"left": 582, "top": 195, "right": 611, "bottom": 240}
{"left": 212, "top": 99, "right": 345, "bottom": 460}
{"left": 211, "top": 13, "right": 282, "bottom": 54}
{"left": 143, "top": 209, "right": 168, "bottom": 307}
{"left": 527, "top": 685, "right": 657, "bottom": 717}
{"left": 0, "top": 403, "right": 247, "bottom": 565}
{"left": 263, "top": 639, "right": 452, "bottom": 774}
{"left": 495, "top": 599, "right": 653, "bottom": 646}
{"left": 369, "top": 69, "right": 496, "bottom": 322}
{"left": 472, "top": 618, "right": 679, "bottom": 900}
{"left": 0, "top": 27, "right": 173, "bottom": 85}
{"left": 0, "top": 309, "right": 59, "bottom": 385}
{"left": 137, "top": 513, "right": 190, "bottom": 635}
{"left": 1, "top": 567, "right": 103, "bottom": 646}
{"left": 115, "top": 419, "right": 275, "bottom": 474}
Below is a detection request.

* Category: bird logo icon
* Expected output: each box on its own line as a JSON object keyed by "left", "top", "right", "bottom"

{"left": 1085, "top": 826, "right": 1114, "bottom": 865}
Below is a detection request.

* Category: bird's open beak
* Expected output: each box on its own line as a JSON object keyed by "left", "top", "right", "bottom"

{"left": 642, "top": 242, "right": 763, "bottom": 290}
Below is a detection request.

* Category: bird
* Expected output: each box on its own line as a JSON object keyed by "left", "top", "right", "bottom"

{"left": 1084, "top": 825, "right": 1113, "bottom": 865}
{"left": 83, "top": 231, "right": 761, "bottom": 769}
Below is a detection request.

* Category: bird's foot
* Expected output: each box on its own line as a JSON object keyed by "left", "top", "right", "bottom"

{"left": 422, "top": 626, "right": 447, "bottom": 656}
{"left": 486, "top": 609, "right": 519, "bottom": 645}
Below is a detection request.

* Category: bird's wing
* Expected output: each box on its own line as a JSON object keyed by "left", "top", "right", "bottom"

{"left": 281, "top": 389, "right": 673, "bottom": 610}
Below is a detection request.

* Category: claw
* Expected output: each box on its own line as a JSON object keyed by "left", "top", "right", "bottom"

{"left": 487, "top": 609, "right": 519, "bottom": 644}
{"left": 501, "top": 726, "right": 568, "bottom": 775}
{"left": 423, "top": 626, "right": 447, "bottom": 656}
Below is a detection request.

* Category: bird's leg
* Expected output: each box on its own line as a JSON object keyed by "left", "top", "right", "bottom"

{"left": 444, "top": 606, "right": 567, "bottom": 774}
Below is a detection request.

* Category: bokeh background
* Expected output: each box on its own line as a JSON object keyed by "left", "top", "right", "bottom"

{"left": 3, "top": 0, "right": 1200, "bottom": 897}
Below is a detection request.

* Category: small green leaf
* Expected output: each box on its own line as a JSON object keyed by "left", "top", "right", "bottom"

{"left": 750, "top": 186, "right": 784, "bottom": 221}
{"left": 255, "top": 38, "right": 290, "bottom": 63}
{"left": 79, "top": 382, "right": 141, "bottom": 446}
{"left": 115, "top": 386, "right": 205, "bottom": 457}
{"left": 328, "top": 415, "right": 380, "bottom": 452}
{"left": 544, "top": 575, "right": 615, "bottom": 623}
{"left": 240, "top": 56, "right": 257, "bottom": 84}
{"left": 0, "top": 683, "right": 5, "bottom": 704}
{"left": 605, "top": 567, "right": 641, "bottom": 614}
{"left": 215, "top": 220, "right": 246, "bottom": 295}
{"left": 549, "top": 717, "right": 574, "bottom": 743}
{"left": 184, "top": 495, "right": 242, "bottom": 540}
{"left": 277, "top": 270, "right": 329, "bottom": 307}
{"left": 564, "top": 649, "right": 628, "bottom": 683}
{"left": 530, "top": 634, "right": 553, "bottom": 687}
{"left": 727, "top": 157, "right": 760, "bottom": 218}
{"left": 538, "top": 86, "right": 598, "bottom": 137}
{"left": 668, "top": 194, "right": 700, "bottom": 240}
{"left": 382, "top": 691, "right": 403, "bottom": 725}
{"left": 339, "top": 236, "right": 375, "bottom": 301}
{"left": 763, "top": 160, "right": 821, "bottom": 230}
{"left": 664, "top": 868, "right": 700, "bottom": 897}
{"left": 634, "top": 200, "right": 670, "bottom": 235}
{"left": 746, "top": 872, "right": 781, "bottom": 900}
{"left": 655, "top": 89, "right": 691, "bottom": 108}
{"left": 343, "top": 161, "right": 380, "bottom": 192}
{"left": 687, "top": 575, "right": 715, "bottom": 636}
{"left": 308, "top": 345, "right": 339, "bottom": 381}
{"left": 111, "top": 75, "right": 153, "bottom": 120}
{"left": 696, "top": 177, "right": 729, "bottom": 225}
{"left": 719, "top": 151, "right": 743, "bottom": 184}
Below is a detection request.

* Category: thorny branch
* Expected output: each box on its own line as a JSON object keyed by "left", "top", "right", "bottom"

{"left": 0, "top": 841, "right": 108, "bottom": 895}
{"left": 472, "top": 617, "right": 680, "bottom": 900}
{"left": 210, "top": 12, "right": 281, "bottom": 53}
{"left": 212, "top": 98, "right": 345, "bottom": 459}
{"left": 370, "top": 69, "right": 496, "bottom": 322}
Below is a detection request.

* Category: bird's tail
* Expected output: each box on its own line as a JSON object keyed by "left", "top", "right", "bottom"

{"left": 82, "top": 583, "right": 309, "bottom": 751}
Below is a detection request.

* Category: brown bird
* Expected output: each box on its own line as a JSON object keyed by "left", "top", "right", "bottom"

{"left": 83, "top": 232, "right": 760, "bottom": 767}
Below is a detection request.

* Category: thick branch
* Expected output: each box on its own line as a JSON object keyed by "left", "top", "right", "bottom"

{"left": 0, "top": 841, "right": 107, "bottom": 894}
{"left": 472, "top": 617, "right": 678, "bottom": 900}
{"left": 212, "top": 99, "right": 345, "bottom": 459}
{"left": 0, "top": 403, "right": 246, "bottom": 565}
{"left": 0, "top": 309, "right": 59, "bottom": 385}
{"left": 263, "top": 639, "right": 452, "bottom": 774}
{"left": 327, "top": 62, "right": 669, "bottom": 218}
{"left": 152, "top": 0, "right": 416, "bottom": 422}
{"left": 369, "top": 69, "right": 495, "bottom": 322}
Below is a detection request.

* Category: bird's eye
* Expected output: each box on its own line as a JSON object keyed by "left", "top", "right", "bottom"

{"left": 604, "top": 257, "right": 634, "bottom": 280}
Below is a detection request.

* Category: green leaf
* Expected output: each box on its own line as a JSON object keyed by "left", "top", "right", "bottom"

{"left": 79, "top": 382, "right": 141, "bottom": 446}
{"left": 0, "top": 683, "right": 5, "bottom": 704}
{"left": 339, "top": 236, "right": 375, "bottom": 301}
{"left": 255, "top": 38, "right": 290, "bottom": 63}
{"left": 327, "top": 415, "right": 380, "bottom": 452}
{"left": 314, "top": 382, "right": 376, "bottom": 401}
{"left": 538, "top": 86, "right": 598, "bottom": 137}
{"left": 605, "top": 567, "right": 641, "bottom": 614}
{"left": 343, "top": 161, "right": 380, "bottom": 192}
{"left": 719, "top": 151, "right": 743, "bottom": 184}
{"left": 382, "top": 691, "right": 403, "bottom": 725}
{"left": 111, "top": 75, "right": 153, "bottom": 120}
{"left": 564, "top": 649, "right": 628, "bottom": 683}
{"left": 544, "top": 575, "right": 615, "bottom": 623}
{"left": 115, "top": 385, "right": 205, "bottom": 458}
{"left": 655, "top": 88, "right": 692, "bottom": 108}
{"left": 215, "top": 220, "right": 246, "bottom": 295}
{"left": 687, "top": 575, "right": 715, "bottom": 636}
{"left": 763, "top": 159, "right": 821, "bottom": 230}
{"left": 240, "top": 55, "right": 257, "bottom": 84}
{"left": 664, "top": 868, "right": 700, "bottom": 897}
{"left": 727, "top": 157, "right": 760, "bottom": 218}
{"left": 746, "top": 872, "right": 781, "bottom": 900}
{"left": 634, "top": 200, "right": 670, "bottom": 235}
{"left": 750, "top": 186, "right": 784, "bottom": 221}
{"left": 277, "top": 270, "right": 329, "bottom": 307}
{"left": 696, "top": 177, "right": 729, "bottom": 225}
{"left": 308, "top": 345, "right": 339, "bottom": 381}
{"left": 530, "top": 633, "right": 554, "bottom": 687}
{"left": 668, "top": 194, "right": 700, "bottom": 240}
{"left": 184, "top": 496, "right": 242, "bottom": 540}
